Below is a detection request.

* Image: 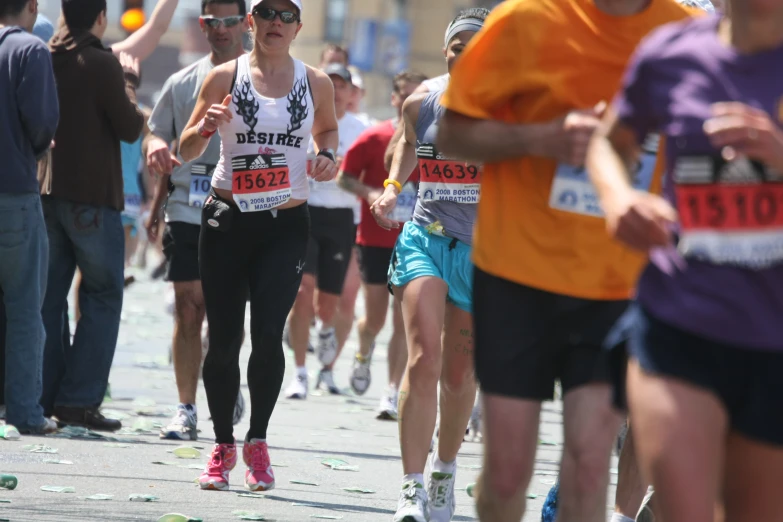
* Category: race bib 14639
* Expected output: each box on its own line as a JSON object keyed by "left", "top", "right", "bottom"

{"left": 231, "top": 154, "right": 291, "bottom": 212}
{"left": 674, "top": 155, "right": 783, "bottom": 269}
{"left": 417, "top": 143, "right": 481, "bottom": 204}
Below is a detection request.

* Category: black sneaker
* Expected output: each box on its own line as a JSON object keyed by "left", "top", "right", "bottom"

{"left": 53, "top": 406, "right": 122, "bottom": 432}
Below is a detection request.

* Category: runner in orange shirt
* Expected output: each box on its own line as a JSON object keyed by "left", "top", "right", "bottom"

{"left": 437, "top": 0, "right": 693, "bottom": 521}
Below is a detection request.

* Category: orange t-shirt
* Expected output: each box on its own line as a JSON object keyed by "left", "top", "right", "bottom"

{"left": 441, "top": 0, "right": 695, "bottom": 300}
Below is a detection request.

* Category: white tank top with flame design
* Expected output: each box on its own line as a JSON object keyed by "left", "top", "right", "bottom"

{"left": 212, "top": 54, "right": 314, "bottom": 204}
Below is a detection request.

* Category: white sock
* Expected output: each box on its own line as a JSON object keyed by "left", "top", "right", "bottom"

{"left": 403, "top": 473, "right": 425, "bottom": 487}
{"left": 296, "top": 366, "right": 307, "bottom": 378}
{"left": 432, "top": 455, "right": 456, "bottom": 474}
{"left": 610, "top": 514, "right": 635, "bottom": 522}
{"left": 319, "top": 324, "right": 335, "bottom": 336}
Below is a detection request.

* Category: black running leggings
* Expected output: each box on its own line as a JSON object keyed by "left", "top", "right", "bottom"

{"left": 199, "top": 194, "right": 309, "bottom": 444}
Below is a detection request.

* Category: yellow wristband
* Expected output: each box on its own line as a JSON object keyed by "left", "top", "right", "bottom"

{"left": 384, "top": 179, "right": 402, "bottom": 192}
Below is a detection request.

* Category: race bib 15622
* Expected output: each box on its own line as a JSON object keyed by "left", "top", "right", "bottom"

{"left": 417, "top": 143, "right": 481, "bottom": 204}
{"left": 674, "top": 155, "right": 783, "bottom": 269}
{"left": 231, "top": 154, "right": 291, "bottom": 212}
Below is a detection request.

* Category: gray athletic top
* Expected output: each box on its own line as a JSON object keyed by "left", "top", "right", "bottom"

{"left": 412, "top": 89, "right": 478, "bottom": 245}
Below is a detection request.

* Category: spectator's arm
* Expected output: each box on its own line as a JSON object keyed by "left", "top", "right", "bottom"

{"left": 99, "top": 55, "right": 145, "bottom": 143}
{"left": 17, "top": 44, "right": 59, "bottom": 159}
{"left": 111, "top": 0, "right": 180, "bottom": 62}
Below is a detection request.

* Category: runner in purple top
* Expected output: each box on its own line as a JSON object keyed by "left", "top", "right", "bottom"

{"left": 588, "top": 1, "right": 783, "bottom": 520}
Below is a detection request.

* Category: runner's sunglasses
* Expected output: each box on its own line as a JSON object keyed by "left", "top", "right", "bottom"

{"left": 200, "top": 15, "right": 245, "bottom": 28}
{"left": 252, "top": 7, "right": 300, "bottom": 24}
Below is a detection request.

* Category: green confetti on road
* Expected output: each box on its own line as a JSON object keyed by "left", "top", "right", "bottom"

{"left": 457, "top": 464, "right": 482, "bottom": 470}
{"left": 172, "top": 446, "right": 201, "bottom": 459}
{"left": 290, "top": 479, "right": 319, "bottom": 486}
{"left": 0, "top": 499, "right": 10, "bottom": 503}
{"left": 538, "top": 439, "right": 558, "bottom": 446}
{"left": 237, "top": 493, "right": 266, "bottom": 499}
{"left": 310, "top": 516, "right": 343, "bottom": 520}
{"left": 24, "top": 445, "right": 57, "bottom": 453}
{"left": 104, "top": 443, "right": 131, "bottom": 448}
{"left": 40, "top": 486, "right": 75, "bottom": 493}
{"left": 83, "top": 494, "right": 113, "bottom": 500}
{"left": 321, "top": 458, "right": 348, "bottom": 468}
{"left": 151, "top": 461, "right": 179, "bottom": 466}
{"left": 292, "top": 502, "right": 323, "bottom": 508}
{"left": 157, "top": 514, "right": 203, "bottom": 522}
{"left": 129, "top": 494, "right": 160, "bottom": 502}
{"left": 232, "top": 510, "right": 267, "bottom": 520}
{"left": 43, "top": 459, "right": 73, "bottom": 465}
{"left": 527, "top": 493, "right": 538, "bottom": 499}
{"left": 341, "top": 487, "right": 375, "bottom": 494}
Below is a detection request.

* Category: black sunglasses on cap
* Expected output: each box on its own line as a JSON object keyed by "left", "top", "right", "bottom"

{"left": 200, "top": 15, "right": 244, "bottom": 28}
{"left": 252, "top": 6, "right": 300, "bottom": 24}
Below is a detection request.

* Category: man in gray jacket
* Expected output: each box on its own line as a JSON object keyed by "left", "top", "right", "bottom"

{"left": 0, "top": 0, "right": 59, "bottom": 434}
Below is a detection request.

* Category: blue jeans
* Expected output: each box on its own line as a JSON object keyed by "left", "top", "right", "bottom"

{"left": 40, "top": 198, "right": 124, "bottom": 413}
{"left": 0, "top": 193, "right": 49, "bottom": 430}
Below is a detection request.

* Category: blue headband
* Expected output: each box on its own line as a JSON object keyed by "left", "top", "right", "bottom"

{"left": 444, "top": 19, "right": 484, "bottom": 47}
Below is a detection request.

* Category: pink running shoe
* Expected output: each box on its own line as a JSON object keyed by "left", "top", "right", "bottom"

{"left": 243, "top": 439, "right": 275, "bottom": 491}
{"left": 199, "top": 443, "right": 238, "bottom": 491}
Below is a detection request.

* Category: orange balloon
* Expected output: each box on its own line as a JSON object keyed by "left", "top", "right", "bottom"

{"left": 121, "top": 8, "right": 145, "bottom": 32}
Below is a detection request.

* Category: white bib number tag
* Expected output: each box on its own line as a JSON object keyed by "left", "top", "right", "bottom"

{"left": 390, "top": 182, "right": 418, "bottom": 223}
{"left": 231, "top": 154, "right": 291, "bottom": 212}
{"left": 124, "top": 193, "right": 141, "bottom": 218}
{"left": 189, "top": 163, "right": 215, "bottom": 208}
{"left": 549, "top": 153, "right": 656, "bottom": 217}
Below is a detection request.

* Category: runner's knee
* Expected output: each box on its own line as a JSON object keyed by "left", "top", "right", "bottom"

{"left": 407, "top": 347, "right": 442, "bottom": 392}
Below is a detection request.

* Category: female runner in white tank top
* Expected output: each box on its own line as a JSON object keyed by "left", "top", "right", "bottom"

{"left": 179, "top": 0, "right": 339, "bottom": 494}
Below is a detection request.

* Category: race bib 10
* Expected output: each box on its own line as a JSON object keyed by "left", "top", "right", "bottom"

{"left": 189, "top": 163, "right": 215, "bottom": 208}
{"left": 417, "top": 143, "right": 481, "bottom": 204}
{"left": 231, "top": 154, "right": 291, "bottom": 212}
{"left": 674, "top": 155, "right": 783, "bottom": 269}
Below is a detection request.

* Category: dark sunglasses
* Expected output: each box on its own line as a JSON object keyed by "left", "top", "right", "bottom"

{"left": 252, "top": 7, "right": 300, "bottom": 24}
{"left": 200, "top": 15, "right": 244, "bottom": 28}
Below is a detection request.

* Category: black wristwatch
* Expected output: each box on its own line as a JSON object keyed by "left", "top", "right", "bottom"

{"left": 317, "top": 148, "right": 336, "bottom": 163}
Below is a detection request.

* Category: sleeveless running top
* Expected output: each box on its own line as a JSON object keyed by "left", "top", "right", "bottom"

{"left": 413, "top": 89, "right": 479, "bottom": 245}
{"left": 421, "top": 74, "right": 449, "bottom": 93}
{"left": 212, "top": 54, "right": 314, "bottom": 206}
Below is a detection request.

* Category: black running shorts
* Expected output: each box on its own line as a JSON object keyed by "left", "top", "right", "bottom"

{"left": 163, "top": 222, "right": 201, "bottom": 283}
{"left": 303, "top": 206, "right": 355, "bottom": 295}
{"left": 357, "top": 245, "right": 394, "bottom": 286}
{"left": 473, "top": 267, "right": 628, "bottom": 400}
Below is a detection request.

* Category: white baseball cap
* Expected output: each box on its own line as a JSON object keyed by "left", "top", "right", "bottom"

{"left": 250, "top": 0, "right": 303, "bottom": 13}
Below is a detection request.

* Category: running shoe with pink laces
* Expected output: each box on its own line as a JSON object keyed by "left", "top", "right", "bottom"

{"left": 199, "top": 442, "right": 237, "bottom": 490}
{"left": 243, "top": 439, "right": 275, "bottom": 491}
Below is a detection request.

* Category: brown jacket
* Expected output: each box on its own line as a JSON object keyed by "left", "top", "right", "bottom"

{"left": 47, "top": 27, "right": 144, "bottom": 210}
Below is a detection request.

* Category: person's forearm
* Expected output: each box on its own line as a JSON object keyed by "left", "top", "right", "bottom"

{"left": 437, "top": 110, "right": 557, "bottom": 164}
{"left": 388, "top": 136, "right": 418, "bottom": 187}
{"left": 150, "top": 173, "right": 170, "bottom": 215}
{"left": 586, "top": 135, "right": 635, "bottom": 203}
{"left": 112, "top": 0, "right": 179, "bottom": 62}
{"left": 313, "top": 129, "right": 339, "bottom": 154}
{"left": 179, "top": 127, "right": 210, "bottom": 163}
{"left": 337, "top": 172, "right": 372, "bottom": 199}
{"left": 384, "top": 124, "right": 404, "bottom": 172}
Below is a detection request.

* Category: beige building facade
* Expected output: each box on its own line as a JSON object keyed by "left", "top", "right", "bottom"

{"left": 291, "top": 0, "right": 499, "bottom": 118}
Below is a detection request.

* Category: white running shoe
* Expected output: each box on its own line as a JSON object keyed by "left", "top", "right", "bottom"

{"left": 349, "top": 351, "right": 372, "bottom": 396}
{"left": 316, "top": 328, "right": 338, "bottom": 365}
{"left": 637, "top": 489, "right": 656, "bottom": 522}
{"left": 393, "top": 480, "right": 429, "bottom": 522}
{"left": 233, "top": 390, "right": 245, "bottom": 425}
{"left": 160, "top": 405, "right": 198, "bottom": 441}
{"left": 468, "top": 401, "right": 482, "bottom": 441}
{"left": 427, "top": 455, "right": 457, "bottom": 522}
{"left": 284, "top": 374, "right": 308, "bottom": 400}
{"left": 377, "top": 389, "right": 398, "bottom": 420}
{"left": 316, "top": 369, "right": 341, "bottom": 395}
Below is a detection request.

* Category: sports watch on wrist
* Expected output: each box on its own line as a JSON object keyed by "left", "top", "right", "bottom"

{"left": 317, "top": 148, "right": 336, "bottom": 163}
